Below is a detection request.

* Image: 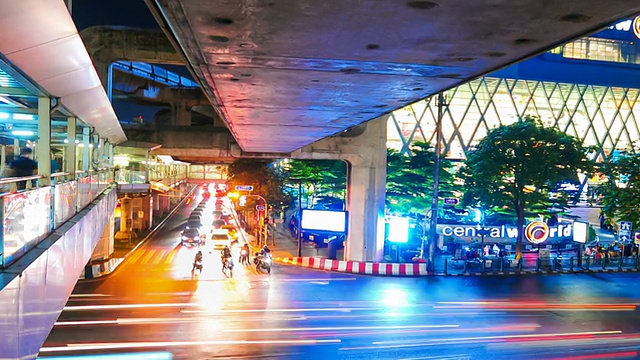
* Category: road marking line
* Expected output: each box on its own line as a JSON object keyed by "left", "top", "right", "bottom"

{"left": 164, "top": 248, "right": 178, "bottom": 264}
{"left": 126, "top": 249, "right": 145, "bottom": 264}
{"left": 139, "top": 250, "right": 157, "bottom": 265}
{"left": 150, "top": 249, "right": 168, "bottom": 264}
{"left": 40, "top": 339, "right": 341, "bottom": 353}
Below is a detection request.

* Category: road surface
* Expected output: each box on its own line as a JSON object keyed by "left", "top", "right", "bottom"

{"left": 40, "top": 196, "right": 640, "bottom": 360}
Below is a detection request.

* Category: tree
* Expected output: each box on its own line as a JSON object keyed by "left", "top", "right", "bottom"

{"left": 226, "top": 159, "right": 289, "bottom": 206}
{"left": 600, "top": 152, "right": 640, "bottom": 226}
{"left": 282, "top": 159, "right": 346, "bottom": 206}
{"left": 386, "top": 142, "right": 456, "bottom": 215}
{"left": 461, "top": 116, "right": 593, "bottom": 259}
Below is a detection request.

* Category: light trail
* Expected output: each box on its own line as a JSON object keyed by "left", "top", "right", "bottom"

{"left": 339, "top": 330, "right": 623, "bottom": 351}
{"left": 223, "top": 324, "right": 459, "bottom": 333}
{"left": 39, "top": 339, "right": 342, "bottom": 353}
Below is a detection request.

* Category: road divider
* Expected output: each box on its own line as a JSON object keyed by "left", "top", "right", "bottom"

{"left": 276, "top": 256, "right": 431, "bottom": 276}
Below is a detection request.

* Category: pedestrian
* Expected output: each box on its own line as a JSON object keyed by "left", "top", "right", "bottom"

{"left": 9, "top": 147, "right": 37, "bottom": 190}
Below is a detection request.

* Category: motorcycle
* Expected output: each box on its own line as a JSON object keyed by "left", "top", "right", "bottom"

{"left": 193, "top": 260, "right": 203, "bottom": 274}
{"left": 239, "top": 249, "right": 249, "bottom": 265}
{"left": 222, "top": 256, "right": 234, "bottom": 278}
{"left": 256, "top": 253, "right": 272, "bottom": 274}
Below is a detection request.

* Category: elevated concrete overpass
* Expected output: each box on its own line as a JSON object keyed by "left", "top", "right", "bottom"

{"left": 145, "top": 0, "right": 640, "bottom": 154}
{"left": 138, "top": 0, "right": 640, "bottom": 263}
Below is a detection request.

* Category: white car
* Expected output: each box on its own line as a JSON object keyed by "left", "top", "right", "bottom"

{"left": 210, "top": 230, "right": 232, "bottom": 250}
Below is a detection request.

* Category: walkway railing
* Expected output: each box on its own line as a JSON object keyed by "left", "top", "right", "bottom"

{"left": 0, "top": 169, "right": 114, "bottom": 268}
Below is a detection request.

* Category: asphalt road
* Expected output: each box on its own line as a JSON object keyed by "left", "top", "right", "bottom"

{"left": 39, "top": 194, "right": 640, "bottom": 360}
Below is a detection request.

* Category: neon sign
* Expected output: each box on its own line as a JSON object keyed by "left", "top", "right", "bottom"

{"left": 608, "top": 17, "right": 640, "bottom": 40}
{"left": 437, "top": 223, "right": 572, "bottom": 243}
{"left": 524, "top": 221, "right": 549, "bottom": 244}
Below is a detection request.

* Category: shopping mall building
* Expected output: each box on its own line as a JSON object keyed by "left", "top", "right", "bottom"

{"left": 387, "top": 15, "right": 640, "bottom": 167}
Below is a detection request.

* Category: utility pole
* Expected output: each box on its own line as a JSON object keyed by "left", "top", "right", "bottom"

{"left": 427, "top": 93, "right": 446, "bottom": 271}
{"left": 297, "top": 180, "right": 303, "bottom": 257}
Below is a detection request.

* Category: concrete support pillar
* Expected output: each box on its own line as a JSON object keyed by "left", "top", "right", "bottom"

{"left": 1, "top": 145, "right": 5, "bottom": 173}
{"left": 108, "top": 143, "right": 114, "bottom": 166}
{"left": 174, "top": 100, "right": 192, "bottom": 126}
{"left": 291, "top": 115, "right": 388, "bottom": 262}
{"left": 37, "top": 96, "right": 51, "bottom": 185}
{"left": 13, "top": 138, "right": 19, "bottom": 156}
{"left": 98, "top": 138, "right": 105, "bottom": 167}
{"left": 145, "top": 150, "right": 150, "bottom": 182}
{"left": 65, "top": 117, "right": 77, "bottom": 174}
{"left": 114, "top": 195, "right": 136, "bottom": 240}
{"left": 82, "top": 127, "right": 90, "bottom": 171}
{"left": 345, "top": 161, "right": 386, "bottom": 262}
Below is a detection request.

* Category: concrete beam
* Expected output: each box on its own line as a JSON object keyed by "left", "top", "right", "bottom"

{"left": 81, "top": 26, "right": 183, "bottom": 66}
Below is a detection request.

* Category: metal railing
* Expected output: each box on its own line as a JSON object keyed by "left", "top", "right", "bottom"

{"left": 437, "top": 253, "right": 640, "bottom": 275}
{"left": 0, "top": 170, "right": 114, "bottom": 268}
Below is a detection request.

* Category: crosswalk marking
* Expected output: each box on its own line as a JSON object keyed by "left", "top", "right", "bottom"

{"left": 140, "top": 249, "right": 157, "bottom": 264}
{"left": 164, "top": 249, "right": 178, "bottom": 264}
{"left": 126, "top": 249, "right": 145, "bottom": 264}
{"left": 150, "top": 249, "right": 168, "bottom": 264}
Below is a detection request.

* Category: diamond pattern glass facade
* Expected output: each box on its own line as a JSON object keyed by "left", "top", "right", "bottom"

{"left": 388, "top": 77, "right": 640, "bottom": 161}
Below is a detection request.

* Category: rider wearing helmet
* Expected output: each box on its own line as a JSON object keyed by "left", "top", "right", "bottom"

{"left": 220, "top": 245, "right": 232, "bottom": 267}
{"left": 192, "top": 250, "right": 203, "bottom": 272}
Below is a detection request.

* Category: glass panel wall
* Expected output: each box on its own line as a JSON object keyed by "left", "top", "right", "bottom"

{"left": 388, "top": 77, "right": 640, "bottom": 162}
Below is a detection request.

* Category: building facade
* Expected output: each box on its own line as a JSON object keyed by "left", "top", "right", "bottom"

{"left": 388, "top": 15, "right": 640, "bottom": 163}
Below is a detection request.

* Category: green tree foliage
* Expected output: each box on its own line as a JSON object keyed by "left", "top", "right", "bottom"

{"left": 282, "top": 159, "right": 346, "bottom": 205}
{"left": 386, "top": 141, "right": 455, "bottom": 215}
{"left": 226, "top": 159, "right": 290, "bottom": 205}
{"left": 600, "top": 153, "right": 640, "bottom": 226}
{"left": 460, "top": 116, "right": 593, "bottom": 258}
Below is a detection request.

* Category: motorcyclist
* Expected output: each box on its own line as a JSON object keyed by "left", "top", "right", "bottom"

{"left": 221, "top": 245, "right": 232, "bottom": 268}
{"left": 192, "top": 250, "right": 203, "bottom": 272}
{"left": 240, "top": 243, "right": 250, "bottom": 265}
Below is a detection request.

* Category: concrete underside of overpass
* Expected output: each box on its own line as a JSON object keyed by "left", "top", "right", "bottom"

{"left": 145, "top": 0, "right": 640, "bottom": 154}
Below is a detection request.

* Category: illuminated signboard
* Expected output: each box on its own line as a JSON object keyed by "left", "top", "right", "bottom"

{"left": 300, "top": 209, "right": 348, "bottom": 233}
{"left": 608, "top": 17, "right": 640, "bottom": 40}
{"left": 524, "top": 221, "right": 549, "bottom": 244}
{"left": 436, "top": 223, "right": 572, "bottom": 243}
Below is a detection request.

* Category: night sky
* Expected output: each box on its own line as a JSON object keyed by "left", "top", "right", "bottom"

{"left": 73, "top": 0, "right": 190, "bottom": 123}
{"left": 73, "top": 0, "right": 158, "bottom": 30}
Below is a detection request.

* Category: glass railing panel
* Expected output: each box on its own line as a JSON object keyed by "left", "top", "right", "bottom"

{"left": 54, "top": 180, "right": 77, "bottom": 228}
{"left": 116, "top": 170, "right": 147, "bottom": 184}
{"left": 2, "top": 187, "right": 52, "bottom": 266}
{"left": 90, "top": 174, "right": 99, "bottom": 200}
{"left": 77, "top": 175, "right": 92, "bottom": 209}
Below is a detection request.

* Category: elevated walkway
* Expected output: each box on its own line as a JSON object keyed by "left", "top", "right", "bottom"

{"left": 0, "top": 173, "right": 117, "bottom": 359}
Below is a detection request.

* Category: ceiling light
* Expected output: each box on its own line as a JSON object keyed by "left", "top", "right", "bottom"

{"left": 0, "top": 112, "right": 9, "bottom": 120}
{"left": 11, "top": 130, "right": 34, "bottom": 136}
{"left": 12, "top": 114, "right": 34, "bottom": 121}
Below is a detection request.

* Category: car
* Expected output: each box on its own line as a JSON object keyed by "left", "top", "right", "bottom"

{"left": 181, "top": 228, "right": 205, "bottom": 246}
{"left": 210, "top": 230, "right": 232, "bottom": 250}
{"left": 211, "top": 219, "right": 227, "bottom": 229}
{"left": 186, "top": 218, "right": 203, "bottom": 229}
{"left": 221, "top": 224, "right": 239, "bottom": 239}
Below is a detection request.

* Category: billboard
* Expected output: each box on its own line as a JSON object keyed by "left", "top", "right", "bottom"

{"left": 300, "top": 209, "right": 348, "bottom": 233}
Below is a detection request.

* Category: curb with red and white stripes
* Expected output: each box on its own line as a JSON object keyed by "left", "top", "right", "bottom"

{"left": 277, "top": 257, "right": 431, "bottom": 276}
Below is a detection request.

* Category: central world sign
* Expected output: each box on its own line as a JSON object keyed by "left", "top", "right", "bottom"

{"left": 437, "top": 223, "right": 573, "bottom": 244}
